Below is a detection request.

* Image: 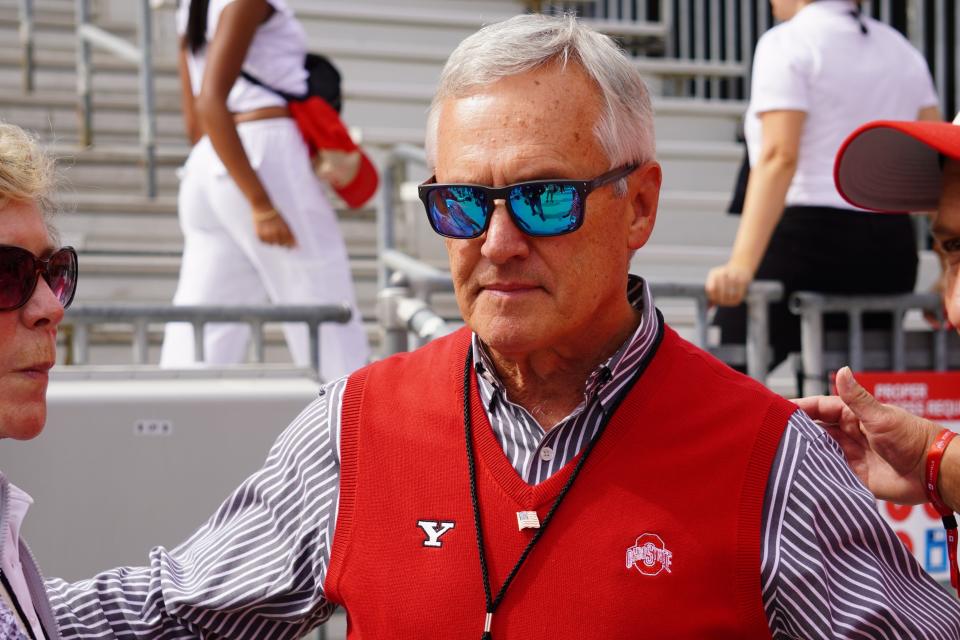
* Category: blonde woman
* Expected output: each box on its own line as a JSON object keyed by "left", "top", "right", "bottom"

{"left": 0, "top": 120, "right": 76, "bottom": 640}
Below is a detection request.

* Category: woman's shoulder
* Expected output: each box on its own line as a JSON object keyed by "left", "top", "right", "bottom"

{"left": 754, "top": 19, "right": 810, "bottom": 59}
{"left": 202, "top": 0, "right": 296, "bottom": 22}
{"left": 753, "top": 20, "right": 814, "bottom": 73}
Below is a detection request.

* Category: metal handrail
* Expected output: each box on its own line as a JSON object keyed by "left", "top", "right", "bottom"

{"left": 64, "top": 303, "right": 352, "bottom": 377}
{"left": 377, "top": 285, "right": 456, "bottom": 354}
{"left": 75, "top": 0, "right": 158, "bottom": 197}
{"left": 790, "top": 291, "right": 957, "bottom": 394}
{"left": 378, "top": 143, "right": 429, "bottom": 289}
{"left": 382, "top": 248, "right": 453, "bottom": 299}
{"left": 17, "top": 0, "right": 34, "bottom": 93}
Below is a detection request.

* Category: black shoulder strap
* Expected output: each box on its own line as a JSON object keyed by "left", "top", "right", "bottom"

{"left": 239, "top": 69, "right": 297, "bottom": 102}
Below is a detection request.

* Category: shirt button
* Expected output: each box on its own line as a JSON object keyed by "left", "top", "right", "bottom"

{"left": 539, "top": 447, "right": 554, "bottom": 462}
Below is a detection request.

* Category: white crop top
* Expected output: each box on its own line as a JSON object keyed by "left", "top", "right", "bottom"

{"left": 745, "top": 0, "right": 939, "bottom": 210}
{"left": 175, "top": 0, "right": 308, "bottom": 113}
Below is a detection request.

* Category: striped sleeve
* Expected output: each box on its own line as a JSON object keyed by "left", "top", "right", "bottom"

{"left": 762, "top": 410, "right": 960, "bottom": 639}
{"left": 45, "top": 376, "right": 349, "bottom": 639}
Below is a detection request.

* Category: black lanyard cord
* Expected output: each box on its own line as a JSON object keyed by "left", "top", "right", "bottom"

{"left": 463, "top": 348, "right": 614, "bottom": 639}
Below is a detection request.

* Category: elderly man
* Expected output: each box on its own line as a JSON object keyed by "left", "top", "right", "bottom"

{"left": 798, "top": 117, "right": 960, "bottom": 517}
{"left": 0, "top": 120, "right": 77, "bottom": 639}
{"left": 47, "top": 15, "right": 960, "bottom": 639}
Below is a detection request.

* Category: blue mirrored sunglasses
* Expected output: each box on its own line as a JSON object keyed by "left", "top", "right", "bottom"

{"left": 418, "top": 163, "right": 639, "bottom": 239}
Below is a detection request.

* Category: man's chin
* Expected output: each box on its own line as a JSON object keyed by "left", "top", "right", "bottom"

{"left": 1, "top": 412, "right": 46, "bottom": 441}
{"left": 472, "top": 319, "right": 547, "bottom": 357}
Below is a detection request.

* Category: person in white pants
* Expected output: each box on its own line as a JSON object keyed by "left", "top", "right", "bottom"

{"left": 160, "top": 118, "right": 369, "bottom": 379}
{"left": 160, "top": 0, "right": 369, "bottom": 380}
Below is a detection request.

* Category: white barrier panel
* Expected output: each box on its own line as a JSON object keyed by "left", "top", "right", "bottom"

{"left": 0, "top": 368, "right": 319, "bottom": 582}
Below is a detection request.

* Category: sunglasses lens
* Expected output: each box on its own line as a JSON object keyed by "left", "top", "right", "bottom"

{"left": 46, "top": 248, "right": 78, "bottom": 309}
{"left": 0, "top": 247, "right": 35, "bottom": 311}
{"left": 427, "top": 186, "right": 488, "bottom": 238}
{"left": 508, "top": 183, "right": 581, "bottom": 236}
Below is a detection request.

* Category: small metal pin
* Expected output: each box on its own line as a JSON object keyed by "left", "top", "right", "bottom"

{"left": 484, "top": 612, "right": 493, "bottom": 632}
{"left": 517, "top": 511, "right": 541, "bottom": 530}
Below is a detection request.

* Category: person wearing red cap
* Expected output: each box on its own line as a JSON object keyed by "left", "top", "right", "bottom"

{"left": 797, "top": 114, "right": 960, "bottom": 513}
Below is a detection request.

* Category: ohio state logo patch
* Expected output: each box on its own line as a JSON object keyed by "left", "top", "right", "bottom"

{"left": 626, "top": 533, "right": 673, "bottom": 576}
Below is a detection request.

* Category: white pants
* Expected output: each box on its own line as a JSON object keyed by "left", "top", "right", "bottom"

{"left": 160, "top": 118, "right": 370, "bottom": 380}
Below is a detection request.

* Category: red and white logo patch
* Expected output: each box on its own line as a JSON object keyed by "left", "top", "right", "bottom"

{"left": 626, "top": 533, "right": 673, "bottom": 576}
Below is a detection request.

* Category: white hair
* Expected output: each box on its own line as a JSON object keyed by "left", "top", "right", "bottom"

{"left": 0, "top": 120, "right": 60, "bottom": 243}
{"left": 425, "top": 13, "right": 656, "bottom": 194}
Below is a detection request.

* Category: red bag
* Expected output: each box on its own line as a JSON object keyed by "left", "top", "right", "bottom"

{"left": 241, "top": 57, "right": 378, "bottom": 209}
{"left": 287, "top": 97, "right": 378, "bottom": 209}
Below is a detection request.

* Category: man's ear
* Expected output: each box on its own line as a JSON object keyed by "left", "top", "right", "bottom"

{"left": 627, "top": 161, "right": 661, "bottom": 250}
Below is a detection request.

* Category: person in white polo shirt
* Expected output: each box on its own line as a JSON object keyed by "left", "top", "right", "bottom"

{"left": 706, "top": 0, "right": 941, "bottom": 371}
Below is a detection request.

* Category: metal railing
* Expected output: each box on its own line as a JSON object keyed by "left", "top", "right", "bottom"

{"left": 64, "top": 303, "right": 353, "bottom": 377}
{"left": 75, "top": 0, "right": 158, "bottom": 197}
{"left": 378, "top": 249, "right": 457, "bottom": 354}
{"left": 17, "top": 0, "right": 35, "bottom": 93}
{"left": 378, "top": 143, "right": 430, "bottom": 289}
{"left": 377, "top": 247, "right": 783, "bottom": 381}
{"left": 650, "top": 280, "right": 782, "bottom": 380}
{"left": 790, "top": 291, "right": 960, "bottom": 395}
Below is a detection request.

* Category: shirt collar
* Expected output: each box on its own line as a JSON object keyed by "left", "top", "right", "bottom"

{"left": 3, "top": 482, "right": 32, "bottom": 562}
{"left": 799, "top": 0, "right": 859, "bottom": 17}
{"left": 472, "top": 274, "right": 659, "bottom": 411}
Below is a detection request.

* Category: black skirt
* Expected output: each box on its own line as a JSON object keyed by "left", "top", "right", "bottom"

{"left": 713, "top": 205, "right": 918, "bottom": 370}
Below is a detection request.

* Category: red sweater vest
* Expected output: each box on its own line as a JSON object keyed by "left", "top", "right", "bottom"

{"left": 325, "top": 326, "right": 792, "bottom": 639}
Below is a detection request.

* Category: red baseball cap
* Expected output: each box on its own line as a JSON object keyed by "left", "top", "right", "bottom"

{"left": 834, "top": 115, "right": 960, "bottom": 213}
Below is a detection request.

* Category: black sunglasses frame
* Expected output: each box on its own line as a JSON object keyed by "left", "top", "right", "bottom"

{"left": 0, "top": 245, "right": 78, "bottom": 312}
{"left": 418, "top": 163, "right": 639, "bottom": 239}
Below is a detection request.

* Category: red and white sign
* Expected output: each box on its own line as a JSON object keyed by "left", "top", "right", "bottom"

{"left": 850, "top": 372, "right": 960, "bottom": 585}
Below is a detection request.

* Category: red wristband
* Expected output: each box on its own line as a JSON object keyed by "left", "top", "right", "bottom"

{"left": 926, "top": 428, "right": 957, "bottom": 516}
{"left": 925, "top": 428, "right": 959, "bottom": 594}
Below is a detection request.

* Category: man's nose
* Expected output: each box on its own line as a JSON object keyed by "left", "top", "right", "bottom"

{"left": 23, "top": 276, "right": 66, "bottom": 329}
{"left": 480, "top": 201, "right": 530, "bottom": 263}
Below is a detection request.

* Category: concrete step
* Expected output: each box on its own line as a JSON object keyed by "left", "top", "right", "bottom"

{"left": 40, "top": 137, "right": 741, "bottom": 215}
{"left": 74, "top": 250, "right": 386, "bottom": 313}
{"left": 657, "top": 139, "right": 742, "bottom": 192}
{"left": 287, "top": 0, "right": 665, "bottom": 51}
{"left": 0, "top": 5, "right": 117, "bottom": 33}
{"left": 51, "top": 144, "right": 186, "bottom": 195}
{"left": 55, "top": 185, "right": 733, "bottom": 256}
{"left": 59, "top": 192, "right": 380, "bottom": 256}
{"left": 1, "top": 84, "right": 745, "bottom": 153}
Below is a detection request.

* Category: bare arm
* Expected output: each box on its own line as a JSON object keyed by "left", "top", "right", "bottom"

{"left": 177, "top": 43, "right": 202, "bottom": 146}
{"left": 706, "top": 110, "right": 805, "bottom": 306}
{"left": 194, "top": 0, "right": 295, "bottom": 247}
{"left": 918, "top": 105, "right": 942, "bottom": 122}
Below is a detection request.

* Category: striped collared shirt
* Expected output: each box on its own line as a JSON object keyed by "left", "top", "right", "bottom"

{"left": 473, "top": 275, "right": 658, "bottom": 484}
{"left": 47, "top": 277, "right": 960, "bottom": 638}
